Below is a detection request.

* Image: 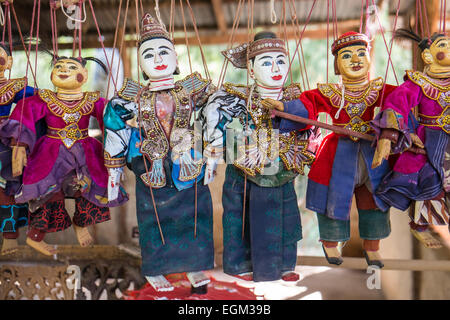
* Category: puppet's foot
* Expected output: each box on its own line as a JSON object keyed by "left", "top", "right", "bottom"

{"left": 1, "top": 238, "right": 19, "bottom": 255}
{"left": 186, "top": 271, "right": 211, "bottom": 288}
{"left": 233, "top": 272, "right": 253, "bottom": 281}
{"left": 73, "top": 225, "right": 94, "bottom": 247}
{"left": 322, "top": 245, "right": 343, "bottom": 265}
{"left": 26, "top": 237, "right": 57, "bottom": 256}
{"left": 281, "top": 271, "right": 300, "bottom": 282}
{"left": 363, "top": 250, "right": 384, "bottom": 268}
{"left": 410, "top": 229, "right": 443, "bottom": 249}
{"left": 145, "top": 275, "right": 174, "bottom": 292}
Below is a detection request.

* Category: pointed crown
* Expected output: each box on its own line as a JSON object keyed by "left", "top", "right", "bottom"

{"left": 139, "top": 13, "right": 172, "bottom": 45}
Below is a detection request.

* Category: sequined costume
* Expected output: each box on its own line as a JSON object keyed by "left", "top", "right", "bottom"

{"left": 202, "top": 82, "right": 319, "bottom": 281}
{"left": 103, "top": 72, "right": 216, "bottom": 276}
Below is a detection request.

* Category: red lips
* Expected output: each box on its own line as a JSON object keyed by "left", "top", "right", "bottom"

{"left": 272, "top": 75, "right": 283, "bottom": 80}
{"left": 352, "top": 66, "right": 362, "bottom": 71}
{"left": 58, "top": 75, "right": 69, "bottom": 79}
{"left": 155, "top": 65, "right": 168, "bottom": 71}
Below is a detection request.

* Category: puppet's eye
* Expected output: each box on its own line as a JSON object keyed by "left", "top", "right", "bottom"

{"left": 358, "top": 51, "right": 366, "bottom": 57}
{"left": 144, "top": 53, "right": 154, "bottom": 59}
{"left": 261, "top": 61, "right": 272, "bottom": 67}
{"left": 277, "top": 59, "right": 286, "bottom": 65}
{"left": 342, "top": 53, "right": 351, "bottom": 59}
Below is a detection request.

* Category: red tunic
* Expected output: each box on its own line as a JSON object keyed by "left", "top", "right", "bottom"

{"left": 299, "top": 78, "right": 396, "bottom": 186}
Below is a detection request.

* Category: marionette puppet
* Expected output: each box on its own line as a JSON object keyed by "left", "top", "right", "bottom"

{"left": 0, "top": 54, "right": 128, "bottom": 256}
{"left": 263, "top": 31, "right": 398, "bottom": 268}
{"left": 0, "top": 43, "right": 36, "bottom": 255}
{"left": 203, "top": 31, "right": 319, "bottom": 282}
{"left": 371, "top": 29, "right": 450, "bottom": 248}
{"left": 103, "top": 13, "right": 216, "bottom": 293}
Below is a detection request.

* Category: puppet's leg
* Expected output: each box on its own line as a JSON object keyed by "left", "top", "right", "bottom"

{"left": 316, "top": 213, "right": 346, "bottom": 265}
{"left": 2, "top": 231, "right": 19, "bottom": 255}
{"left": 222, "top": 166, "right": 253, "bottom": 279}
{"left": 408, "top": 198, "right": 444, "bottom": 249}
{"left": 26, "top": 192, "right": 70, "bottom": 256}
{"left": 145, "top": 275, "right": 174, "bottom": 292}
{"left": 358, "top": 209, "right": 391, "bottom": 268}
{"left": 0, "top": 190, "right": 28, "bottom": 255}
{"left": 72, "top": 197, "right": 110, "bottom": 247}
{"left": 187, "top": 271, "right": 210, "bottom": 294}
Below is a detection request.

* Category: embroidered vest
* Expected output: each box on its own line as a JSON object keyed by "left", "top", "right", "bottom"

{"left": 39, "top": 89, "right": 99, "bottom": 148}
{"left": 318, "top": 77, "right": 384, "bottom": 141}
{"left": 223, "top": 83, "right": 315, "bottom": 178}
{"left": 406, "top": 70, "right": 450, "bottom": 133}
{"left": 118, "top": 72, "right": 214, "bottom": 188}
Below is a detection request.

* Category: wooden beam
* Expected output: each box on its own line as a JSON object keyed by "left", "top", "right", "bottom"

{"left": 55, "top": 19, "right": 362, "bottom": 49}
{"left": 297, "top": 256, "right": 450, "bottom": 271}
{"left": 211, "top": 0, "right": 228, "bottom": 34}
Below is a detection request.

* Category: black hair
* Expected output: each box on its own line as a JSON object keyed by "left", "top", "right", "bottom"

{"left": 138, "top": 36, "right": 179, "bottom": 79}
{"left": 250, "top": 31, "right": 278, "bottom": 64}
{"left": 394, "top": 28, "right": 445, "bottom": 51}
{"left": 254, "top": 31, "right": 277, "bottom": 41}
{"left": 43, "top": 49, "right": 108, "bottom": 74}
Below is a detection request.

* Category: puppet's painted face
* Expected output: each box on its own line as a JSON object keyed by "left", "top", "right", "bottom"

{"left": 336, "top": 45, "right": 370, "bottom": 80}
{"left": 423, "top": 36, "right": 450, "bottom": 73}
{"left": 51, "top": 58, "right": 88, "bottom": 90}
{"left": 251, "top": 51, "right": 288, "bottom": 87}
{"left": 139, "top": 38, "right": 178, "bottom": 80}
{"left": 0, "top": 47, "right": 12, "bottom": 74}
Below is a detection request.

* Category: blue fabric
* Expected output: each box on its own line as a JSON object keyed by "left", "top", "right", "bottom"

{"left": 306, "top": 138, "right": 390, "bottom": 221}
{"left": 171, "top": 149, "right": 205, "bottom": 191}
{"left": 316, "top": 209, "right": 391, "bottom": 241}
{"left": 280, "top": 99, "right": 309, "bottom": 132}
{"left": 0, "top": 85, "right": 35, "bottom": 117}
{"left": 0, "top": 203, "right": 28, "bottom": 233}
{"left": 131, "top": 156, "right": 214, "bottom": 276}
{"left": 222, "top": 165, "right": 301, "bottom": 282}
{"left": 376, "top": 128, "right": 447, "bottom": 210}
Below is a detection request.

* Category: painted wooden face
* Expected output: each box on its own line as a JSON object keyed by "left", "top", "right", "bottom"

{"left": 139, "top": 38, "right": 178, "bottom": 80}
{"left": 251, "top": 51, "right": 288, "bottom": 88}
{"left": 0, "top": 47, "right": 12, "bottom": 73}
{"left": 423, "top": 36, "right": 450, "bottom": 73}
{"left": 336, "top": 44, "right": 370, "bottom": 80}
{"left": 51, "top": 58, "right": 88, "bottom": 90}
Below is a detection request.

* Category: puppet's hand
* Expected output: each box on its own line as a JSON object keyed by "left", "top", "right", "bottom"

{"left": 371, "top": 138, "right": 391, "bottom": 169}
{"left": 12, "top": 146, "right": 27, "bottom": 177}
{"left": 204, "top": 157, "right": 218, "bottom": 185}
{"left": 108, "top": 167, "right": 123, "bottom": 201}
{"left": 261, "top": 98, "right": 284, "bottom": 112}
{"left": 410, "top": 133, "right": 424, "bottom": 149}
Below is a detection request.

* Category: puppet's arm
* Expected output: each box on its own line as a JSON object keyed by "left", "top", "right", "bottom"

{"left": 371, "top": 81, "right": 423, "bottom": 168}
{"left": 202, "top": 89, "right": 246, "bottom": 185}
{"left": 103, "top": 96, "right": 136, "bottom": 201}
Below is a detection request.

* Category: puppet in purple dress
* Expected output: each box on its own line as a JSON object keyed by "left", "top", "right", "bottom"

{"left": 0, "top": 43, "right": 36, "bottom": 255}
{"left": 0, "top": 56, "right": 128, "bottom": 255}
{"left": 372, "top": 29, "right": 450, "bottom": 248}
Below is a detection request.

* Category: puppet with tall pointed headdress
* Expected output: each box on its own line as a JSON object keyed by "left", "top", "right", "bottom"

{"left": 103, "top": 13, "right": 216, "bottom": 293}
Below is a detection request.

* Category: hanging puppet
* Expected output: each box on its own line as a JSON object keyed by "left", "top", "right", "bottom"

{"left": 0, "top": 54, "right": 128, "bottom": 256}
{"left": 371, "top": 29, "right": 450, "bottom": 248}
{"left": 263, "top": 31, "right": 398, "bottom": 268}
{"left": 0, "top": 43, "right": 36, "bottom": 255}
{"left": 103, "top": 13, "right": 216, "bottom": 294}
{"left": 203, "top": 31, "right": 320, "bottom": 282}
